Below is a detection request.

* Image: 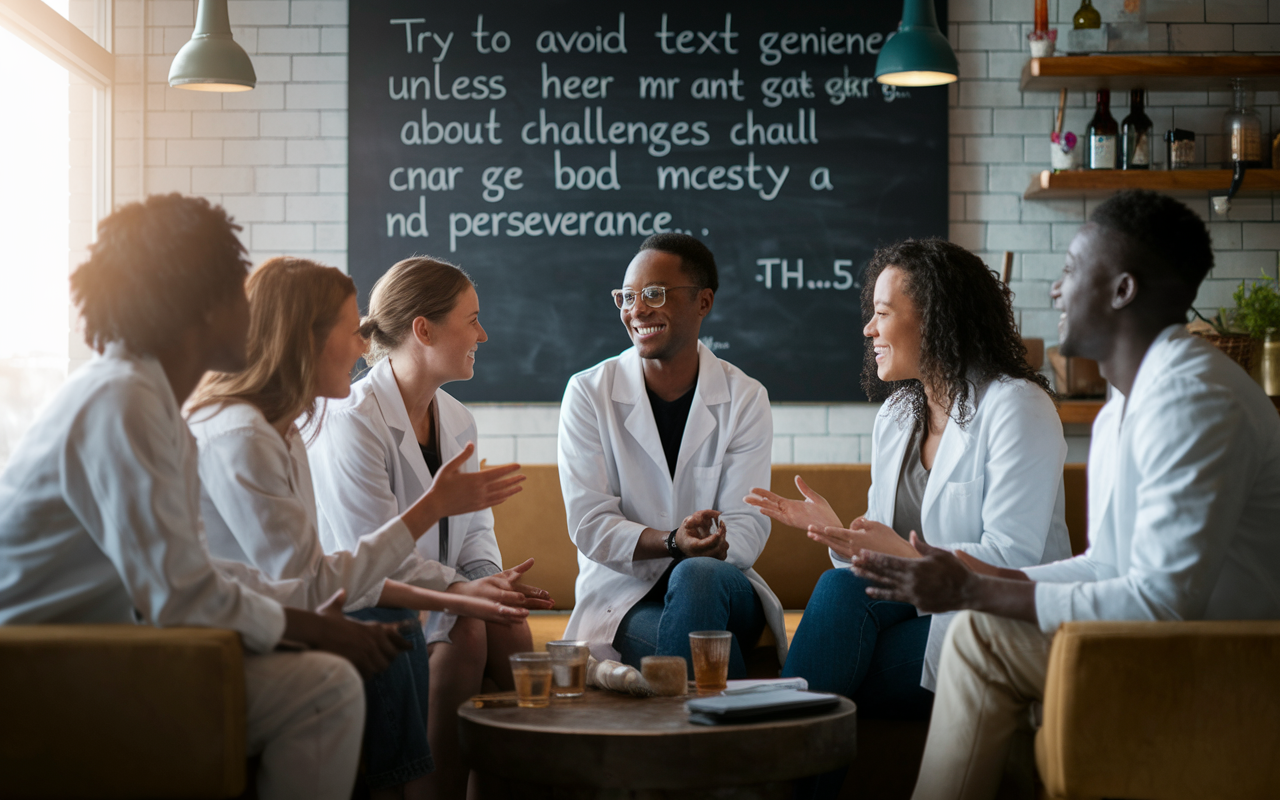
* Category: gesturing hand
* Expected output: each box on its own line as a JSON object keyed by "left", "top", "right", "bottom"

{"left": 308, "top": 590, "right": 412, "bottom": 678}
{"left": 744, "top": 476, "right": 841, "bottom": 533}
{"left": 849, "top": 533, "right": 977, "bottom": 614}
{"left": 808, "top": 517, "right": 920, "bottom": 560}
{"left": 449, "top": 558, "right": 556, "bottom": 623}
{"left": 404, "top": 443, "right": 525, "bottom": 536}
{"left": 675, "top": 509, "right": 729, "bottom": 560}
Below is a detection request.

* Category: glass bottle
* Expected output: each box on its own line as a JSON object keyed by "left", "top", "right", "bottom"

{"left": 1121, "top": 89, "right": 1152, "bottom": 170}
{"left": 1087, "top": 89, "right": 1118, "bottom": 170}
{"left": 1223, "top": 79, "right": 1263, "bottom": 167}
{"left": 1073, "top": 0, "right": 1102, "bottom": 29}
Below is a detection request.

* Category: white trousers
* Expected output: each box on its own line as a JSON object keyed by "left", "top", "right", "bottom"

{"left": 911, "top": 610, "right": 1053, "bottom": 800}
{"left": 244, "top": 650, "right": 365, "bottom": 800}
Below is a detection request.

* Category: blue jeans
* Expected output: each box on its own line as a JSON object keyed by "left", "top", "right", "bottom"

{"left": 348, "top": 607, "right": 433, "bottom": 789}
{"left": 613, "top": 557, "right": 766, "bottom": 679}
{"left": 782, "top": 569, "right": 934, "bottom": 720}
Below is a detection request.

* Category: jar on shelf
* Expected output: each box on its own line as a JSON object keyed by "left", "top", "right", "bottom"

{"left": 1165, "top": 129, "right": 1195, "bottom": 169}
{"left": 1261, "top": 329, "right": 1280, "bottom": 397}
{"left": 1223, "top": 78, "right": 1263, "bottom": 167}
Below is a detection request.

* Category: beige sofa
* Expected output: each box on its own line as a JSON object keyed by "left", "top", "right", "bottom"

{"left": 492, "top": 463, "right": 1091, "bottom": 654}
{"left": 10, "top": 463, "right": 1276, "bottom": 799}
{"left": 0, "top": 625, "right": 246, "bottom": 798}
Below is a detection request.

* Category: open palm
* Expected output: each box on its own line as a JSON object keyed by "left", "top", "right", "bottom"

{"left": 744, "top": 475, "right": 841, "bottom": 532}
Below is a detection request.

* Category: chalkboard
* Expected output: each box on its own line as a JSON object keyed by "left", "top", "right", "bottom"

{"left": 349, "top": 1, "right": 948, "bottom": 402}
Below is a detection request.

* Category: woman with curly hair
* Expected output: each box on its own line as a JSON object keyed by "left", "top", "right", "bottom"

{"left": 748, "top": 238, "right": 1070, "bottom": 720}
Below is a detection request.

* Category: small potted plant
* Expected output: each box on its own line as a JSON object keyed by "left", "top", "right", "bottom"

{"left": 1192, "top": 271, "right": 1280, "bottom": 380}
{"left": 1028, "top": 28, "right": 1057, "bottom": 58}
{"left": 1050, "top": 131, "right": 1079, "bottom": 170}
{"left": 1234, "top": 271, "right": 1280, "bottom": 394}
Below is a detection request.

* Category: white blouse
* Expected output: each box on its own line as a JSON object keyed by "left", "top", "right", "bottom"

{"left": 189, "top": 402, "right": 462, "bottom": 612}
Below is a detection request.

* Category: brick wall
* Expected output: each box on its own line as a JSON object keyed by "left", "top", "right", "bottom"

{"left": 113, "top": 0, "right": 1280, "bottom": 465}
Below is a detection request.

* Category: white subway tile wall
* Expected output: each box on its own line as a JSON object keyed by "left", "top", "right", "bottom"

{"left": 110, "top": 0, "right": 1277, "bottom": 464}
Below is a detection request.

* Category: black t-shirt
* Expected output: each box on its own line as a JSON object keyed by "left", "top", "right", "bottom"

{"left": 647, "top": 384, "right": 696, "bottom": 478}
{"left": 420, "top": 442, "right": 449, "bottom": 559}
{"left": 640, "top": 384, "right": 696, "bottom": 603}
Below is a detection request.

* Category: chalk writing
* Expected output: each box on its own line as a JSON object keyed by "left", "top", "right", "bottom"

{"left": 350, "top": 2, "right": 948, "bottom": 402}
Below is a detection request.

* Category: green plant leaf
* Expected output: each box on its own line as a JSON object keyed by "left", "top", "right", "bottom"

{"left": 1231, "top": 271, "right": 1280, "bottom": 339}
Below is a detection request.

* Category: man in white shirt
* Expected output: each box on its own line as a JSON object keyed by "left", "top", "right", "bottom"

{"left": 852, "top": 190, "right": 1280, "bottom": 800}
{"left": 0, "top": 194, "right": 408, "bottom": 800}
{"left": 558, "top": 233, "right": 787, "bottom": 676}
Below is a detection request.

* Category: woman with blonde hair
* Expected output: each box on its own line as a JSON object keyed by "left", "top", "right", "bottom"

{"left": 308, "top": 256, "right": 537, "bottom": 799}
{"left": 187, "top": 256, "right": 549, "bottom": 799}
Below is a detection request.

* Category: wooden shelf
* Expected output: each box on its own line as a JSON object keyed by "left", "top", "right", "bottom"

{"left": 1020, "top": 55, "right": 1280, "bottom": 92}
{"left": 1058, "top": 399, "right": 1105, "bottom": 425}
{"left": 1024, "top": 169, "right": 1280, "bottom": 199}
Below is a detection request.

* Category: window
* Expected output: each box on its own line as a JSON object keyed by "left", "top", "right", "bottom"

{"left": 0, "top": 0, "right": 109, "bottom": 466}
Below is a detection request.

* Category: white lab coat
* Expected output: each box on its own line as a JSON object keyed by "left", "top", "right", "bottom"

{"left": 0, "top": 343, "right": 286, "bottom": 653}
{"left": 557, "top": 342, "right": 786, "bottom": 663}
{"left": 189, "top": 401, "right": 459, "bottom": 613}
{"left": 307, "top": 357, "right": 502, "bottom": 640}
{"left": 837, "top": 376, "right": 1071, "bottom": 689}
{"left": 1026, "top": 325, "right": 1280, "bottom": 629}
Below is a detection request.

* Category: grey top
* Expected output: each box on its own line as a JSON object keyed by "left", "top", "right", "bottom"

{"left": 892, "top": 422, "right": 930, "bottom": 541}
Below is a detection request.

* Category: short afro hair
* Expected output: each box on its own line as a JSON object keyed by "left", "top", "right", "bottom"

{"left": 1089, "top": 190, "right": 1213, "bottom": 293}
{"left": 638, "top": 233, "right": 718, "bottom": 292}
{"left": 71, "top": 194, "right": 250, "bottom": 356}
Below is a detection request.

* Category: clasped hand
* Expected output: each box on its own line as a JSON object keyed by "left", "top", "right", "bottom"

{"left": 849, "top": 532, "right": 977, "bottom": 614}
{"left": 304, "top": 589, "right": 413, "bottom": 679}
{"left": 448, "top": 557, "right": 555, "bottom": 624}
{"left": 674, "top": 509, "right": 729, "bottom": 560}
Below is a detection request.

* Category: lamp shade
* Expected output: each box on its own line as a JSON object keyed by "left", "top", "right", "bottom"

{"left": 875, "top": 0, "right": 959, "bottom": 87}
{"left": 168, "top": 0, "right": 255, "bottom": 92}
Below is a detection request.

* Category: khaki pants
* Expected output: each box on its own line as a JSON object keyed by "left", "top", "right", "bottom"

{"left": 912, "top": 611, "right": 1053, "bottom": 800}
{"left": 244, "top": 650, "right": 366, "bottom": 800}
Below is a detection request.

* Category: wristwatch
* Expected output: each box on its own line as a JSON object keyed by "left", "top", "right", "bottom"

{"left": 665, "top": 528, "right": 684, "bottom": 561}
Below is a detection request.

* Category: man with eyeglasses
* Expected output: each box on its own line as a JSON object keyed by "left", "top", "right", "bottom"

{"left": 557, "top": 233, "right": 787, "bottom": 677}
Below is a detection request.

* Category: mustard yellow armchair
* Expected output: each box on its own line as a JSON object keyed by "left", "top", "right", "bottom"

{"left": 0, "top": 625, "right": 246, "bottom": 799}
{"left": 1037, "top": 620, "right": 1280, "bottom": 800}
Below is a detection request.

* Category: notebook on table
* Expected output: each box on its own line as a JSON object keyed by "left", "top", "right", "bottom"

{"left": 685, "top": 688, "right": 840, "bottom": 726}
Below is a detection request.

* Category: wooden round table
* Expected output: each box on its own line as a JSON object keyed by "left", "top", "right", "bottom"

{"left": 458, "top": 688, "right": 857, "bottom": 799}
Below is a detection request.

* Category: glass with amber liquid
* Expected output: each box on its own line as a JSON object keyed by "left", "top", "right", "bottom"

{"left": 509, "top": 652, "right": 553, "bottom": 708}
{"left": 689, "top": 631, "right": 732, "bottom": 693}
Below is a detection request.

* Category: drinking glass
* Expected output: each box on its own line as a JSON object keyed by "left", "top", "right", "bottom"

{"left": 689, "top": 631, "right": 732, "bottom": 693}
{"left": 546, "top": 640, "right": 590, "bottom": 698}
{"left": 509, "top": 652, "right": 553, "bottom": 708}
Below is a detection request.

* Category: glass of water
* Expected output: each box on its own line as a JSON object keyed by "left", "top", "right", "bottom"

{"left": 546, "top": 640, "right": 590, "bottom": 698}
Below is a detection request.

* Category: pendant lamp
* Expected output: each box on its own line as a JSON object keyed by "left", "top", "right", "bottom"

{"left": 168, "top": 0, "right": 256, "bottom": 92}
{"left": 875, "top": 0, "right": 959, "bottom": 87}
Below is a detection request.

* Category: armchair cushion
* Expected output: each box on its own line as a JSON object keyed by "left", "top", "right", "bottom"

{"left": 0, "top": 625, "right": 246, "bottom": 798}
{"left": 1036, "top": 620, "right": 1280, "bottom": 800}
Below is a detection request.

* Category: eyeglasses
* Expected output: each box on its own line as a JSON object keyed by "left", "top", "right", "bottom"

{"left": 611, "top": 286, "right": 703, "bottom": 309}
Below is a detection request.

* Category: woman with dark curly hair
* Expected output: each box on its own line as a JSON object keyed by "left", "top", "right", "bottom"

{"left": 748, "top": 238, "right": 1070, "bottom": 721}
